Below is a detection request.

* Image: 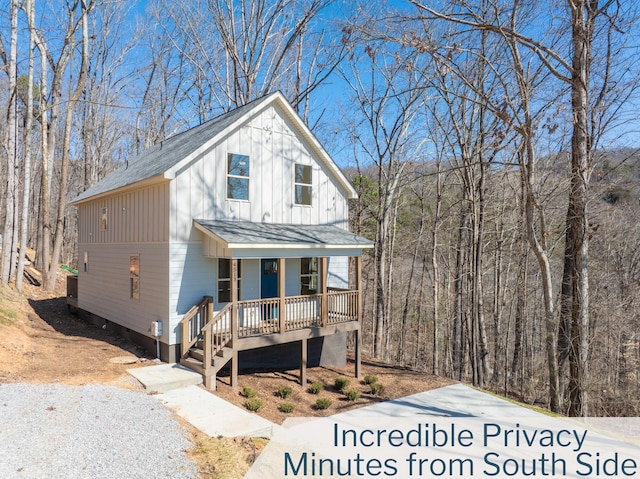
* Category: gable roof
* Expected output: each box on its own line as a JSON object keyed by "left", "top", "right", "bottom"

{"left": 71, "top": 92, "right": 356, "bottom": 205}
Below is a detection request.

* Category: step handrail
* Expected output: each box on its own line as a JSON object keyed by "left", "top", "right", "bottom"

{"left": 180, "top": 296, "right": 212, "bottom": 358}
{"left": 201, "top": 302, "right": 233, "bottom": 364}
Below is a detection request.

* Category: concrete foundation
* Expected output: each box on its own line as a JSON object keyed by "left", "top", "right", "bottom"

{"left": 237, "top": 332, "right": 347, "bottom": 370}
{"left": 75, "top": 308, "right": 347, "bottom": 369}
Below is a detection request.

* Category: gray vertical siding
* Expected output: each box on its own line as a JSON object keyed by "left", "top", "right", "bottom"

{"left": 77, "top": 243, "right": 170, "bottom": 342}
{"left": 78, "top": 183, "right": 170, "bottom": 244}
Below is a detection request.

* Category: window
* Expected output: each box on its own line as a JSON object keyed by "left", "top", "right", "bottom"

{"left": 300, "top": 257, "right": 318, "bottom": 295}
{"left": 83, "top": 252, "right": 88, "bottom": 273}
{"left": 129, "top": 255, "right": 140, "bottom": 300}
{"left": 218, "top": 258, "right": 242, "bottom": 303}
{"left": 227, "top": 153, "right": 250, "bottom": 200}
{"left": 294, "top": 164, "right": 312, "bottom": 205}
{"left": 263, "top": 259, "right": 277, "bottom": 275}
{"left": 100, "top": 207, "right": 107, "bottom": 231}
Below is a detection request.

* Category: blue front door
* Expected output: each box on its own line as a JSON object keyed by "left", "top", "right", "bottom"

{"left": 261, "top": 259, "right": 278, "bottom": 320}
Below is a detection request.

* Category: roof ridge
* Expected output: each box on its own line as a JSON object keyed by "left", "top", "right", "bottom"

{"left": 158, "top": 92, "right": 280, "bottom": 146}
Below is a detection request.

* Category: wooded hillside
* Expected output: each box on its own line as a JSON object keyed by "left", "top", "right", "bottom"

{"left": 1, "top": 0, "right": 639, "bottom": 416}
{"left": 351, "top": 149, "right": 640, "bottom": 416}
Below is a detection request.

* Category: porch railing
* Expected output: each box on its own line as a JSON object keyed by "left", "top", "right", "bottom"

{"left": 237, "top": 298, "right": 281, "bottom": 336}
{"left": 327, "top": 289, "right": 358, "bottom": 324}
{"left": 181, "top": 290, "right": 360, "bottom": 345}
{"left": 235, "top": 290, "right": 357, "bottom": 337}
{"left": 284, "top": 295, "right": 321, "bottom": 331}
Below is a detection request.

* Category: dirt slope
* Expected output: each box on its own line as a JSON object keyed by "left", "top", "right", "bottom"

{"left": 0, "top": 275, "right": 149, "bottom": 389}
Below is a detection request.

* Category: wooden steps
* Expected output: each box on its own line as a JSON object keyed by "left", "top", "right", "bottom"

{"left": 180, "top": 343, "right": 234, "bottom": 391}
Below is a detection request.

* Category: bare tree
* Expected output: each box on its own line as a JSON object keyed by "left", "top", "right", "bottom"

{"left": 341, "top": 43, "right": 426, "bottom": 360}
{"left": 15, "top": 0, "right": 36, "bottom": 292}
{"left": 410, "top": 0, "right": 637, "bottom": 416}
{"left": 45, "top": 0, "right": 91, "bottom": 291}
{"left": 80, "top": 0, "right": 137, "bottom": 190}
{"left": 0, "top": 0, "right": 19, "bottom": 284}
{"left": 148, "top": 0, "right": 349, "bottom": 124}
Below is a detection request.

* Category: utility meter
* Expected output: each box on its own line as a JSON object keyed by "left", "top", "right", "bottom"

{"left": 150, "top": 320, "right": 163, "bottom": 337}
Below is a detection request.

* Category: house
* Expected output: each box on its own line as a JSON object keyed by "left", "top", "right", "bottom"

{"left": 70, "top": 92, "right": 373, "bottom": 389}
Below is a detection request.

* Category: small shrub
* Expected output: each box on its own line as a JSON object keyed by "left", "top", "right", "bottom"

{"left": 243, "top": 398, "right": 263, "bottom": 412}
{"left": 314, "top": 397, "right": 332, "bottom": 410}
{"left": 279, "top": 402, "right": 295, "bottom": 413}
{"left": 241, "top": 386, "right": 256, "bottom": 398}
{"left": 363, "top": 375, "right": 378, "bottom": 385}
{"left": 275, "top": 386, "right": 293, "bottom": 399}
{"left": 307, "top": 382, "right": 324, "bottom": 394}
{"left": 334, "top": 377, "right": 350, "bottom": 391}
{"left": 369, "top": 383, "right": 385, "bottom": 395}
{"left": 344, "top": 389, "right": 361, "bottom": 401}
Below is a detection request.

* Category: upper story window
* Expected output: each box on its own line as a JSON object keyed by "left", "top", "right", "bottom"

{"left": 227, "top": 153, "right": 250, "bottom": 200}
{"left": 295, "top": 164, "right": 312, "bottom": 206}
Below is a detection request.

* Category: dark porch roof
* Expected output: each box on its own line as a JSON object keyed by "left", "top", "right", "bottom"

{"left": 194, "top": 219, "right": 373, "bottom": 252}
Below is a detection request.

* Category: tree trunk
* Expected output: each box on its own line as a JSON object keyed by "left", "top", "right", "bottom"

{"left": 16, "top": 0, "right": 36, "bottom": 292}
{"left": 398, "top": 195, "right": 425, "bottom": 363}
{"left": 566, "top": 0, "right": 592, "bottom": 417}
{"left": 431, "top": 160, "right": 443, "bottom": 376}
{"left": 0, "top": 0, "right": 19, "bottom": 284}
{"left": 452, "top": 195, "right": 468, "bottom": 380}
{"left": 46, "top": 0, "right": 90, "bottom": 291}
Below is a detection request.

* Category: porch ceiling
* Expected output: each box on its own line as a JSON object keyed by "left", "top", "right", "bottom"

{"left": 193, "top": 219, "right": 373, "bottom": 257}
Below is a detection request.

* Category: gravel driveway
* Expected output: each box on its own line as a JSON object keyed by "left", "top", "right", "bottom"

{"left": 0, "top": 383, "right": 196, "bottom": 479}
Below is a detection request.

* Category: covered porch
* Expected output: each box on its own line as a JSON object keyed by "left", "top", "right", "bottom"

{"left": 179, "top": 220, "right": 372, "bottom": 390}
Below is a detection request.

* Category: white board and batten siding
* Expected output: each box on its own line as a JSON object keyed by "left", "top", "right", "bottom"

{"left": 169, "top": 103, "right": 351, "bottom": 244}
{"left": 77, "top": 183, "right": 173, "bottom": 342}
{"left": 327, "top": 257, "right": 349, "bottom": 289}
{"left": 168, "top": 102, "right": 354, "bottom": 330}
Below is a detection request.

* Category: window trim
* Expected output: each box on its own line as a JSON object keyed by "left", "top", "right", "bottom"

{"left": 218, "top": 258, "right": 242, "bottom": 303}
{"left": 129, "top": 254, "right": 140, "bottom": 300}
{"left": 100, "top": 207, "right": 108, "bottom": 231}
{"left": 226, "top": 153, "right": 250, "bottom": 201}
{"left": 300, "top": 257, "right": 318, "bottom": 295}
{"left": 294, "top": 163, "right": 312, "bottom": 206}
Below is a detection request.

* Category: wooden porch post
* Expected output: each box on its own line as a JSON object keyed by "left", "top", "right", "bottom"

{"left": 230, "top": 258, "right": 239, "bottom": 388}
{"left": 231, "top": 349, "right": 238, "bottom": 389}
{"left": 320, "top": 257, "right": 328, "bottom": 327}
{"left": 207, "top": 297, "right": 214, "bottom": 325}
{"left": 278, "top": 258, "right": 286, "bottom": 333}
{"left": 300, "top": 338, "right": 308, "bottom": 386}
{"left": 355, "top": 256, "right": 362, "bottom": 379}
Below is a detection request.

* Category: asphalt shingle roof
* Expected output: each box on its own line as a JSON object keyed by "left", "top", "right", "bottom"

{"left": 72, "top": 97, "right": 269, "bottom": 204}
{"left": 194, "top": 219, "right": 373, "bottom": 249}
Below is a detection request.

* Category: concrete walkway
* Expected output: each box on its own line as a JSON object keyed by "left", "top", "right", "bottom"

{"left": 127, "top": 363, "right": 203, "bottom": 393}
{"left": 128, "top": 363, "right": 278, "bottom": 438}
{"left": 333, "top": 383, "right": 545, "bottom": 419}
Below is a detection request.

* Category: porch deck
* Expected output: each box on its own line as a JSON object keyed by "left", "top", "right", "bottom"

{"left": 179, "top": 288, "right": 362, "bottom": 389}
